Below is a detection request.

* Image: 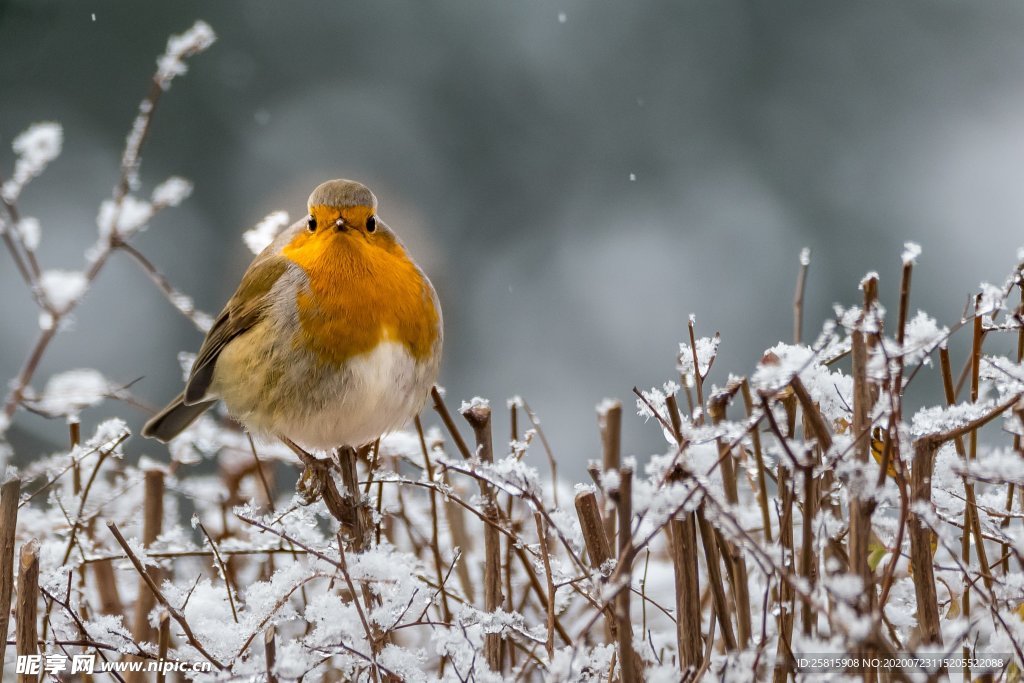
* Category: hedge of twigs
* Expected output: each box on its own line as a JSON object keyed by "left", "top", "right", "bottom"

{"left": 2, "top": 20, "right": 1024, "bottom": 683}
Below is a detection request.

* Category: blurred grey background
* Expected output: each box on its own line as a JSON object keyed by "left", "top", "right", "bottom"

{"left": 3, "top": 1, "right": 1024, "bottom": 475}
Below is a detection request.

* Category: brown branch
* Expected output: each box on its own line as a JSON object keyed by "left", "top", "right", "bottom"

{"left": 106, "top": 522, "right": 226, "bottom": 670}
{"left": 16, "top": 540, "right": 39, "bottom": 683}
{"left": 0, "top": 477, "right": 21, "bottom": 670}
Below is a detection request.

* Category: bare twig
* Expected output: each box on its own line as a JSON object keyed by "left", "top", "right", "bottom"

{"left": 106, "top": 522, "right": 226, "bottom": 670}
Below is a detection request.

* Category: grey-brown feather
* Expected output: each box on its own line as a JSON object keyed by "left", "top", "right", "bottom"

{"left": 141, "top": 391, "right": 217, "bottom": 442}
{"left": 307, "top": 179, "right": 376, "bottom": 209}
{"left": 183, "top": 221, "right": 305, "bottom": 405}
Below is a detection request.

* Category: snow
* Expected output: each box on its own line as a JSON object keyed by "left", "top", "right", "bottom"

{"left": 39, "top": 269, "right": 87, "bottom": 311}
{"left": 957, "top": 448, "right": 1024, "bottom": 485}
{"left": 177, "top": 351, "right": 197, "bottom": 381}
{"left": 151, "top": 176, "right": 193, "bottom": 207}
{"left": 460, "top": 396, "right": 490, "bottom": 412}
{"left": 35, "top": 369, "right": 111, "bottom": 416}
{"left": 677, "top": 334, "right": 720, "bottom": 377}
{"left": 16, "top": 217, "right": 41, "bottom": 251}
{"left": 155, "top": 20, "right": 217, "bottom": 89}
{"left": 242, "top": 210, "right": 289, "bottom": 254}
{"left": 6, "top": 78, "right": 1024, "bottom": 677}
{"left": 901, "top": 311, "right": 947, "bottom": 367}
{"left": 96, "top": 196, "right": 154, "bottom": 239}
{"left": 978, "top": 281, "right": 1005, "bottom": 317}
{"left": 901, "top": 241, "right": 921, "bottom": 265}
{"left": 1, "top": 122, "right": 63, "bottom": 201}
{"left": 911, "top": 400, "right": 996, "bottom": 437}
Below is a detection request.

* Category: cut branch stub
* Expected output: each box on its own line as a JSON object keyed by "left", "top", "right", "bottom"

{"left": 16, "top": 539, "right": 40, "bottom": 683}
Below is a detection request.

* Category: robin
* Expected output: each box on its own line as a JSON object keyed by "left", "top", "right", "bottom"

{"left": 142, "top": 179, "right": 443, "bottom": 455}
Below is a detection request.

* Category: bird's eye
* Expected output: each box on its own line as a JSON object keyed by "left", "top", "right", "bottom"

{"left": 306, "top": 215, "right": 317, "bottom": 232}
{"left": 366, "top": 215, "right": 377, "bottom": 233}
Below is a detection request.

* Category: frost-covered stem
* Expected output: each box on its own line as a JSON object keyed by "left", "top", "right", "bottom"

{"left": 106, "top": 522, "right": 226, "bottom": 670}
{"left": 793, "top": 248, "right": 810, "bottom": 344}
{"left": 3, "top": 326, "right": 57, "bottom": 423}
{"left": 337, "top": 451, "right": 394, "bottom": 657}
{"left": 461, "top": 402, "right": 503, "bottom": 672}
{"left": 609, "top": 467, "right": 639, "bottom": 683}
{"left": 575, "top": 490, "right": 613, "bottom": 570}
{"left": 442, "top": 471, "right": 476, "bottom": 603}
{"left": 798, "top": 434, "right": 817, "bottom": 639}
{"left": 790, "top": 378, "right": 828, "bottom": 637}
{"left": 761, "top": 395, "right": 795, "bottom": 682}
{"left": 688, "top": 319, "right": 708, "bottom": 425}
{"left": 696, "top": 506, "right": 737, "bottom": 652}
{"left": 847, "top": 285, "right": 876, "bottom": 618}
{"left": 509, "top": 544, "right": 573, "bottom": 645}
{"left": 91, "top": 558, "right": 123, "bottom": 616}
{"left": 131, "top": 469, "right": 164, "bottom": 648}
{"left": 414, "top": 416, "right": 453, "bottom": 622}
{"left": 669, "top": 510, "right": 702, "bottom": 672}
{"left": 574, "top": 490, "right": 616, "bottom": 642}
{"left": 1003, "top": 283, "right": 1024, "bottom": 576}
{"left": 15, "top": 540, "right": 39, "bottom": 683}
{"left": 0, "top": 189, "right": 36, "bottom": 288}
{"left": 1, "top": 27, "right": 209, "bottom": 427}
{"left": 41, "top": 435, "right": 121, "bottom": 641}
{"left": 0, "top": 477, "right": 21, "bottom": 669}
{"left": 264, "top": 625, "right": 278, "bottom": 683}
{"left": 741, "top": 379, "right": 773, "bottom": 543}
{"left": 936, "top": 351, "right": 994, "bottom": 605}
{"left": 664, "top": 393, "right": 685, "bottom": 444}
{"left": 431, "top": 386, "right": 473, "bottom": 460}
{"left": 519, "top": 399, "right": 559, "bottom": 507}
{"left": 156, "top": 610, "right": 170, "bottom": 683}
{"left": 908, "top": 438, "right": 942, "bottom": 646}
{"left": 533, "top": 512, "right": 556, "bottom": 660}
{"left": 708, "top": 394, "right": 752, "bottom": 646}
{"left": 790, "top": 377, "right": 833, "bottom": 453}
{"left": 598, "top": 399, "right": 621, "bottom": 548}
{"left": 961, "top": 299, "right": 989, "bottom": 675}
{"left": 503, "top": 500, "right": 516, "bottom": 669}
{"left": 337, "top": 446, "right": 372, "bottom": 550}
{"left": 117, "top": 239, "right": 210, "bottom": 331}
{"left": 197, "top": 523, "right": 238, "bottom": 622}
{"left": 337, "top": 539, "right": 381, "bottom": 683}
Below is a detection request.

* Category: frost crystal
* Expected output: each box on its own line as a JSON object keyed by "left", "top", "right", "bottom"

{"left": 2, "top": 122, "right": 63, "bottom": 201}
{"left": 799, "top": 246, "right": 811, "bottom": 266}
{"left": 35, "top": 369, "right": 111, "bottom": 416}
{"left": 460, "top": 396, "right": 490, "bottom": 412}
{"left": 16, "top": 217, "right": 41, "bottom": 251}
{"left": 39, "top": 269, "right": 87, "bottom": 311}
{"left": 978, "top": 281, "right": 1005, "bottom": 317}
{"left": 901, "top": 241, "right": 921, "bottom": 265}
{"left": 912, "top": 400, "right": 995, "bottom": 437}
{"left": 151, "top": 176, "right": 193, "bottom": 207}
{"left": 155, "top": 20, "right": 217, "bottom": 89}
{"left": 243, "top": 210, "right": 290, "bottom": 254}
{"left": 678, "top": 334, "right": 719, "bottom": 377}
{"left": 96, "top": 196, "right": 154, "bottom": 239}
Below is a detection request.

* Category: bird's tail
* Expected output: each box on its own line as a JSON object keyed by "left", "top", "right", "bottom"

{"left": 142, "top": 391, "right": 216, "bottom": 442}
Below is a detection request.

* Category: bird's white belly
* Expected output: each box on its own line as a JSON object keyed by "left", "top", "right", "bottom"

{"left": 286, "top": 340, "right": 436, "bottom": 450}
{"left": 216, "top": 335, "right": 438, "bottom": 451}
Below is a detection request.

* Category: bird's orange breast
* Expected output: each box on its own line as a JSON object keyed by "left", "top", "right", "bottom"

{"left": 281, "top": 228, "right": 440, "bottom": 367}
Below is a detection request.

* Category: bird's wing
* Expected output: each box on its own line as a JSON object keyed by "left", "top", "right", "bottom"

{"left": 183, "top": 254, "right": 291, "bottom": 404}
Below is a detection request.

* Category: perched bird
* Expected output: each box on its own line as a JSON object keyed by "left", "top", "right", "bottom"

{"left": 143, "top": 179, "right": 443, "bottom": 453}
